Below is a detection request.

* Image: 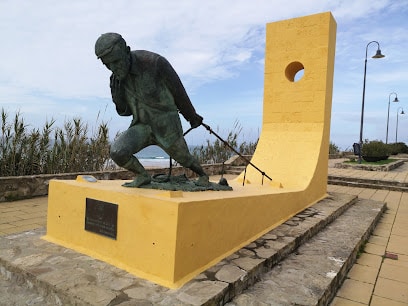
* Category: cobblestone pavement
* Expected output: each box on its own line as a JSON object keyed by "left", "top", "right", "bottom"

{"left": 1, "top": 165, "right": 407, "bottom": 305}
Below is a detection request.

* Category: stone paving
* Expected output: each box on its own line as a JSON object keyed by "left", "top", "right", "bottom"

{"left": 328, "top": 164, "right": 408, "bottom": 305}
{"left": 328, "top": 158, "right": 408, "bottom": 305}
{"left": 0, "top": 197, "right": 47, "bottom": 236}
{"left": 1, "top": 192, "right": 368, "bottom": 305}
{"left": 227, "top": 197, "right": 384, "bottom": 305}
{"left": 0, "top": 164, "right": 408, "bottom": 305}
{"left": 329, "top": 159, "right": 408, "bottom": 193}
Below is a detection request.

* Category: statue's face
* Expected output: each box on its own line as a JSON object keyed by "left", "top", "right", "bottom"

{"left": 101, "top": 43, "right": 130, "bottom": 81}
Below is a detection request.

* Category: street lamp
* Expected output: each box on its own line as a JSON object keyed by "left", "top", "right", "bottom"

{"left": 386, "top": 92, "right": 399, "bottom": 144}
{"left": 396, "top": 107, "right": 404, "bottom": 143}
{"left": 358, "top": 41, "right": 385, "bottom": 164}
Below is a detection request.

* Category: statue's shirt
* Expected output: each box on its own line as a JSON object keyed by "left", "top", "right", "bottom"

{"left": 111, "top": 50, "right": 196, "bottom": 148}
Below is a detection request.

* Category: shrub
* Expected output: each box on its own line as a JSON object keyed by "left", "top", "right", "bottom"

{"left": 329, "top": 142, "right": 340, "bottom": 154}
{"left": 388, "top": 142, "right": 408, "bottom": 155}
{"left": 361, "top": 140, "right": 390, "bottom": 160}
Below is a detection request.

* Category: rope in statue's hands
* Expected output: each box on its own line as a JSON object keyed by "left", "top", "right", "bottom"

{"left": 183, "top": 121, "right": 272, "bottom": 184}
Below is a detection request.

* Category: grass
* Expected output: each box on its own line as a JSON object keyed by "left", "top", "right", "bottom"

{"left": 356, "top": 240, "right": 367, "bottom": 259}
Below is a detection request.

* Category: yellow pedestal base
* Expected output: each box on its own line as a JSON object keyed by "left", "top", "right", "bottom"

{"left": 43, "top": 178, "right": 323, "bottom": 288}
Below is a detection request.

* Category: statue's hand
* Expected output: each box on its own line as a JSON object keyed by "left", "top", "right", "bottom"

{"left": 190, "top": 114, "right": 203, "bottom": 129}
{"left": 110, "top": 75, "right": 122, "bottom": 102}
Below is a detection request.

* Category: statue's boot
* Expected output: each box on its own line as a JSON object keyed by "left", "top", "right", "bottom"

{"left": 195, "top": 175, "right": 210, "bottom": 187}
{"left": 121, "top": 158, "right": 151, "bottom": 188}
{"left": 189, "top": 160, "right": 210, "bottom": 187}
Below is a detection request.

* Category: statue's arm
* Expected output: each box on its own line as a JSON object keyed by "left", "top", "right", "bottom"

{"left": 158, "top": 56, "right": 203, "bottom": 128}
{"left": 110, "top": 74, "right": 131, "bottom": 116}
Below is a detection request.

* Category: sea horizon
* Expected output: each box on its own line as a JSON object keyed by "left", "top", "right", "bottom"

{"left": 107, "top": 145, "right": 199, "bottom": 168}
{"left": 135, "top": 145, "right": 171, "bottom": 168}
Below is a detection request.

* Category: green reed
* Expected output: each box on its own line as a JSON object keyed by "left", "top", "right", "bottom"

{"left": 0, "top": 108, "right": 110, "bottom": 176}
{"left": 1, "top": 109, "right": 260, "bottom": 176}
{"left": 191, "top": 120, "right": 258, "bottom": 164}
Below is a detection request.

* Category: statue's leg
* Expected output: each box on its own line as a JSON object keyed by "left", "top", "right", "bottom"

{"left": 164, "top": 137, "right": 209, "bottom": 186}
{"left": 121, "top": 157, "right": 152, "bottom": 187}
{"left": 110, "top": 124, "right": 153, "bottom": 187}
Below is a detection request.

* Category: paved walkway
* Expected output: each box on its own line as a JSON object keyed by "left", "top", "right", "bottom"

{"left": 0, "top": 165, "right": 407, "bottom": 305}
{"left": 328, "top": 160, "right": 408, "bottom": 305}
{"left": 0, "top": 196, "right": 47, "bottom": 236}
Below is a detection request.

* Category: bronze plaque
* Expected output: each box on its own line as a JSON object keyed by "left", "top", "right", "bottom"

{"left": 85, "top": 198, "right": 118, "bottom": 239}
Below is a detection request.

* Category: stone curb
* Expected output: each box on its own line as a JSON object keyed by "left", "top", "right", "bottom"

{"left": 0, "top": 164, "right": 225, "bottom": 203}
{"left": 333, "top": 159, "right": 404, "bottom": 171}
{"left": 227, "top": 198, "right": 386, "bottom": 305}
{"left": 0, "top": 193, "right": 362, "bottom": 305}
{"left": 328, "top": 175, "right": 408, "bottom": 192}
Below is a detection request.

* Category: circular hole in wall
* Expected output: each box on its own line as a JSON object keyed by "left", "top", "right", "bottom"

{"left": 285, "top": 61, "right": 304, "bottom": 82}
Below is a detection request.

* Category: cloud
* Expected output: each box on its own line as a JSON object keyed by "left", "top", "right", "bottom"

{"left": 0, "top": 1, "right": 394, "bottom": 97}
{"left": 1, "top": 0, "right": 407, "bottom": 145}
{"left": 0, "top": 0, "right": 327, "bottom": 98}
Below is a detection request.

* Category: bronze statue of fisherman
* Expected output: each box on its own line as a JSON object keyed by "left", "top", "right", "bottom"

{"left": 95, "top": 33, "right": 209, "bottom": 188}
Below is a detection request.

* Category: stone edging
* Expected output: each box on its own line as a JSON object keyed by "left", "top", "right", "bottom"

{"left": 328, "top": 175, "right": 408, "bottom": 192}
{"left": 0, "top": 164, "right": 225, "bottom": 203}
{"left": 334, "top": 159, "right": 404, "bottom": 171}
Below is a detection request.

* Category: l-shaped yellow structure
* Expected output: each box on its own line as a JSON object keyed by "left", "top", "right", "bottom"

{"left": 239, "top": 11, "right": 336, "bottom": 196}
{"left": 43, "top": 12, "right": 336, "bottom": 288}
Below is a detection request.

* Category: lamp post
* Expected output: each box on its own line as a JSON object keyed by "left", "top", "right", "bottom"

{"left": 358, "top": 41, "right": 385, "bottom": 164}
{"left": 386, "top": 92, "right": 399, "bottom": 144}
{"left": 396, "top": 107, "right": 404, "bottom": 143}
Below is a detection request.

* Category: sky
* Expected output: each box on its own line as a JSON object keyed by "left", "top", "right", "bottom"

{"left": 1, "top": 0, "right": 407, "bottom": 151}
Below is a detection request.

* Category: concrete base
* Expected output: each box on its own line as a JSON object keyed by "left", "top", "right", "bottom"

{"left": 0, "top": 192, "right": 385, "bottom": 305}
{"left": 42, "top": 178, "right": 324, "bottom": 288}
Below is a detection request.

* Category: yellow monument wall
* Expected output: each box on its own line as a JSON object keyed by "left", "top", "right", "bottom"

{"left": 43, "top": 12, "right": 336, "bottom": 289}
